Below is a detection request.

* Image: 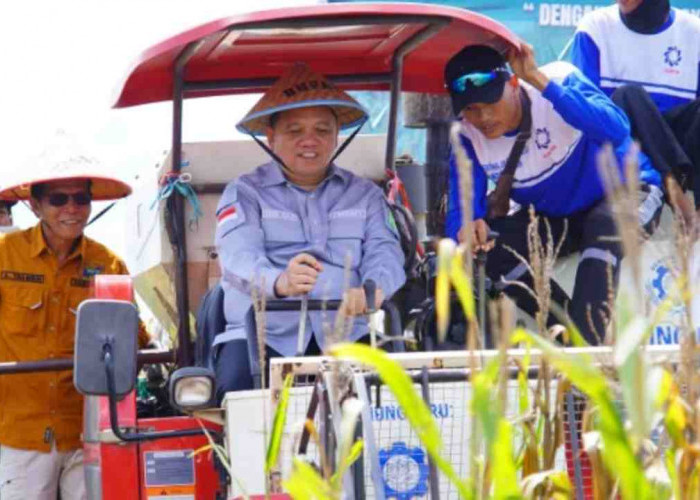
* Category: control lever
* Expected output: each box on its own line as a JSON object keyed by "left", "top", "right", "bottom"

{"left": 476, "top": 230, "right": 499, "bottom": 348}
{"left": 363, "top": 279, "right": 378, "bottom": 348}
{"left": 296, "top": 294, "right": 309, "bottom": 356}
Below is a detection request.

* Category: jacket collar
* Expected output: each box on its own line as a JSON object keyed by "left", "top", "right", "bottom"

{"left": 30, "top": 223, "right": 86, "bottom": 261}
{"left": 259, "top": 161, "right": 350, "bottom": 188}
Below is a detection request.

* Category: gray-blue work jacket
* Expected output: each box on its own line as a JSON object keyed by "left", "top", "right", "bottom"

{"left": 214, "top": 161, "right": 406, "bottom": 357}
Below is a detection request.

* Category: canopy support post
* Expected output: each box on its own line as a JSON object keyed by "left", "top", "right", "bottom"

{"left": 384, "top": 21, "right": 447, "bottom": 173}
{"left": 169, "top": 41, "right": 201, "bottom": 368}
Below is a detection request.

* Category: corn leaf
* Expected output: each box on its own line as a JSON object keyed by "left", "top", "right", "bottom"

{"left": 284, "top": 458, "right": 332, "bottom": 499}
{"left": 614, "top": 316, "right": 654, "bottom": 446}
{"left": 492, "top": 420, "right": 522, "bottom": 499}
{"left": 265, "top": 373, "right": 293, "bottom": 473}
{"left": 472, "top": 359, "right": 501, "bottom": 445}
{"left": 331, "top": 397, "right": 364, "bottom": 491}
{"left": 436, "top": 238, "right": 456, "bottom": 343}
{"left": 450, "top": 247, "right": 475, "bottom": 320}
{"left": 518, "top": 330, "right": 654, "bottom": 500}
{"left": 196, "top": 418, "right": 247, "bottom": 498}
{"left": 329, "top": 343, "right": 472, "bottom": 498}
{"left": 331, "top": 440, "right": 364, "bottom": 487}
{"left": 521, "top": 469, "right": 572, "bottom": 499}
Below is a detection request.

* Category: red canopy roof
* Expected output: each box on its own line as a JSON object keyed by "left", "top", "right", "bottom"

{"left": 114, "top": 3, "right": 519, "bottom": 108}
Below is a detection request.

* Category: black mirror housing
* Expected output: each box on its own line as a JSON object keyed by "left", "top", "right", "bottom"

{"left": 74, "top": 299, "right": 138, "bottom": 397}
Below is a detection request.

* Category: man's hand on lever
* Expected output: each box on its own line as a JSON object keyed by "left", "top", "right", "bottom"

{"left": 274, "top": 253, "right": 323, "bottom": 297}
{"left": 458, "top": 219, "right": 496, "bottom": 253}
{"left": 340, "top": 287, "right": 385, "bottom": 317}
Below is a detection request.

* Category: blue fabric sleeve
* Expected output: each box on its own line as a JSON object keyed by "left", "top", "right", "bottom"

{"left": 446, "top": 152, "right": 461, "bottom": 240}
{"left": 542, "top": 71, "right": 630, "bottom": 147}
{"left": 446, "top": 135, "right": 488, "bottom": 240}
{"left": 570, "top": 31, "right": 601, "bottom": 88}
{"left": 215, "top": 181, "right": 281, "bottom": 298}
{"left": 359, "top": 189, "right": 406, "bottom": 298}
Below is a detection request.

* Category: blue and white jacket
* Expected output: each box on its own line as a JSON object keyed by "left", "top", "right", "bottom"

{"left": 571, "top": 6, "right": 700, "bottom": 112}
{"left": 446, "top": 62, "right": 661, "bottom": 240}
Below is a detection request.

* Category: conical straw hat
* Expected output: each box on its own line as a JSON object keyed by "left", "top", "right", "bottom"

{"left": 237, "top": 62, "right": 367, "bottom": 136}
{"left": 0, "top": 131, "right": 131, "bottom": 202}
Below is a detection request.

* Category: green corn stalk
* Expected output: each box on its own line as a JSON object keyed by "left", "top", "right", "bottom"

{"left": 331, "top": 397, "right": 364, "bottom": 492}
{"left": 513, "top": 328, "right": 657, "bottom": 499}
{"left": 472, "top": 358, "right": 522, "bottom": 499}
{"left": 329, "top": 342, "right": 472, "bottom": 498}
{"left": 450, "top": 243, "right": 476, "bottom": 322}
{"left": 284, "top": 458, "right": 333, "bottom": 499}
{"left": 193, "top": 418, "right": 248, "bottom": 498}
{"left": 266, "top": 374, "right": 293, "bottom": 474}
{"left": 436, "top": 238, "right": 456, "bottom": 343}
{"left": 520, "top": 469, "right": 572, "bottom": 499}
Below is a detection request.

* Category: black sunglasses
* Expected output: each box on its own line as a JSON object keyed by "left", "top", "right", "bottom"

{"left": 45, "top": 192, "right": 92, "bottom": 207}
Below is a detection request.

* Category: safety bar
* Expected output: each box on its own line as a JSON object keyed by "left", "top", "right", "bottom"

{"left": 0, "top": 349, "right": 174, "bottom": 376}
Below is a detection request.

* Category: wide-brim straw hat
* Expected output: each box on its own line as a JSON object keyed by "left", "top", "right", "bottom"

{"left": 0, "top": 139, "right": 131, "bottom": 202}
{"left": 237, "top": 63, "right": 368, "bottom": 136}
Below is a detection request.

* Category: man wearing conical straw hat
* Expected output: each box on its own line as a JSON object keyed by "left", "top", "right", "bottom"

{"left": 214, "top": 63, "right": 405, "bottom": 394}
{"left": 0, "top": 146, "right": 149, "bottom": 499}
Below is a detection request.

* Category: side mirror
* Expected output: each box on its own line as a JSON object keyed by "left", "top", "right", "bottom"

{"left": 169, "top": 367, "right": 217, "bottom": 413}
{"left": 74, "top": 299, "right": 138, "bottom": 397}
{"left": 74, "top": 300, "right": 219, "bottom": 443}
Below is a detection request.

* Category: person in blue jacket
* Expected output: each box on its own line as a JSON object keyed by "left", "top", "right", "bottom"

{"left": 444, "top": 43, "right": 662, "bottom": 345}
{"left": 213, "top": 63, "right": 405, "bottom": 396}
{"left": 571, "top": 0, "right": 700, "bottom": 224}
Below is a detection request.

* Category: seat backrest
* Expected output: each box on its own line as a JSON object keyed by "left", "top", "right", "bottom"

{"left": 194, "top": 283, "right": 227, "bottom": 369}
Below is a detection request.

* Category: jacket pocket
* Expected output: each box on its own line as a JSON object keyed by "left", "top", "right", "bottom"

{"left": 0, "top": 287, "right": 44, "bottom": 337}
{"left": 327, "top": 217, "right": 364, "bottom": 268}
{"left": 262, "top": 218, "right": 306, "bottom": 245}
{"left": 59, "top": 290, "right": 90, "bottom": 355}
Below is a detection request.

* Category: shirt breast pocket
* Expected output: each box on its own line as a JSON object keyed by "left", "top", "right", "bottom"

{"left": 0, "top": 287, "right": 44, "bottom": 338}
{"left": 328, "top": 217, "right": 365, "bottom": 269}
{"left": 262, "top": 218, "right": 306, "bottom": 247}
{"left": 59, "top": 291, "right": 89, "bottom": 355}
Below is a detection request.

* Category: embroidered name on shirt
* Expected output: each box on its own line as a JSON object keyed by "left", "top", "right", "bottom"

{"left": 1, "top": 271, "right": 45, "bottom": 283}
{"left": 71, "top": 278, "right": 91, "bottom": 288}
{"left": 261, "top": 209, "right": 299, "bottom": 221}
{"left": 329, "top": 209, "right": 367, "bottom": 219}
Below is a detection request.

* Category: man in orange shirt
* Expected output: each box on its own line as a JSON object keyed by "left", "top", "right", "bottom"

{"left": 0, "top": 171, "right": 148, "bottom": 500}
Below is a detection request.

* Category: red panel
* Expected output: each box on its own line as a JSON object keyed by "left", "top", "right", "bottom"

{"left": 113, "top": 3, "right": 519, "bottom": 108}
{"left": 138, "top": 417, "right": 224, "bottom": 500}
{"left": 563, "top": 397, "right": 594, "bottom": 499}
{"left": 94, "top": 276, "right": 140, "bottom": 500}
{"left": 94, "top": 275, "right": 134, "bottom": 301}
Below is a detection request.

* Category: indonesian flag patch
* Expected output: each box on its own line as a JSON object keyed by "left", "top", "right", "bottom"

{"left": 217, "top": 205, "right": 239, "bottom": 226}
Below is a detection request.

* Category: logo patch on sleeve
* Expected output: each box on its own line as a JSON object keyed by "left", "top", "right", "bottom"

{"left": 83, "top": 266, "right": 104, "bottom": 278}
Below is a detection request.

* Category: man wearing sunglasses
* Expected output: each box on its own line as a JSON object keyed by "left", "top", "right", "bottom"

{"left": 444, "top": 43, "right": 662, "bottom": 345}
{"left": 0, "top": 174, "right": 149, "bottom": 499}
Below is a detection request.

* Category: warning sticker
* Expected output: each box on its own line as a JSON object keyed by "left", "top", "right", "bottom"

{"left": 144, "top": 450, "right": 195, "bottom": 487}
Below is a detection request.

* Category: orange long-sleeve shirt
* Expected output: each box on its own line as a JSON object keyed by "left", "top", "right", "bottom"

{"left": 0, "top": 224, "right": 149, "bottom": 452}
